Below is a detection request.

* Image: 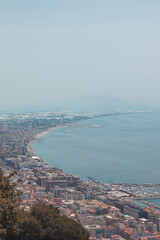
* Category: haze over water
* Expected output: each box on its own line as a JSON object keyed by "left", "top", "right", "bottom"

{"left": 32, "top": 111, "right": 160, "bottom": 184}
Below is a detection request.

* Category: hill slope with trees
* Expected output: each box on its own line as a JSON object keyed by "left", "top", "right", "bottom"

{"left": 0, "top": 170, "right": 89, "bottom": 240}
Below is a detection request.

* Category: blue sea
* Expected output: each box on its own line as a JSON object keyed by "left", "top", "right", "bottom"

{"left": 32, "top": 111, "right": 160, "bottom": 184}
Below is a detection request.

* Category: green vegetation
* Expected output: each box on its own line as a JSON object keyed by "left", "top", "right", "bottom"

{"left": 19, "top": 204, "right": 89, "bottom": 240}
{"left": 0, "top": 170, "right": 22, "bottom": 240}
{"left": 0, "top": 170, "right": 89, "bottom": 240}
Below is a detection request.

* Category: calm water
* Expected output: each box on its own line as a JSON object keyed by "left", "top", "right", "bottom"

{"left": 143, "top": 198, "right": 160, "bottom": 207}
{"left": 32, "top": 111, "right": 160, "bottom": 184}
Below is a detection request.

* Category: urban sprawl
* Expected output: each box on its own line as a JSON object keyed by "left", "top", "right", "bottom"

{"left": 1, "top": 111, "right": 160, "bottom": 240}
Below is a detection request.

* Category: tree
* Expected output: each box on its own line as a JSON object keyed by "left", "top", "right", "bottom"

{"left": 0, "top": 170, "right": 22, "bottom": 240}
{"left": 0, "top": 170, "right": 89, "bottom": 240}
{"left": 19, "top": 203, "right": 89, "bottom": 240}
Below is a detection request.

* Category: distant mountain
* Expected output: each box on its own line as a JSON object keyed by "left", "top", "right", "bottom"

{"left": 0, "top": 96, "right": 157, "bottom": 113}
{"left": 51, "top": 95, "right": 152, "bottom": 112}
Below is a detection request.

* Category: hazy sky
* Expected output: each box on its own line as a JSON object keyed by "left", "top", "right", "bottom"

{"left": 1, "top": 1, "right": 160, "bottom": 108}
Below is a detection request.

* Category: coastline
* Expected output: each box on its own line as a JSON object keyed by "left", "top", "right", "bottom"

{"left": 26, "top": 124, "right": 70, "bottom": 170}
{"left": 3, "top": 111, "right": 160, "bottom": 232}
{"left": 28, "top": 117, "right": 95, "bottom": 156}
{"left": 27, "top": 111, "right": 160, "bottom": 185}
{"left": 35, "top": 126, "right": 59, "bottom": 139}
{"left": 28, "top": 125, "right": 64, "bottom": 156}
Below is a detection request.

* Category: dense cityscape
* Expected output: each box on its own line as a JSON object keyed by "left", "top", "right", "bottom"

{"left": 0, "top": 112, "right": 160, "bottom": 240}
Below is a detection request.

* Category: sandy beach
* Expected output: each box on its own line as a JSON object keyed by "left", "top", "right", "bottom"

{"left": 27, "top": 125, "right": 66, "bottom": 155}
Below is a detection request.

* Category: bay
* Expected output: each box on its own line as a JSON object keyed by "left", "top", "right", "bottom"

{"left": 32, "top": 111, "right": 160, "bottom": 184}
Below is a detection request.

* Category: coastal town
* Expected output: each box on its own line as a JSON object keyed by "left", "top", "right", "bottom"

{"left": 1, "top": 112, "right": 160, "bottom": 240}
